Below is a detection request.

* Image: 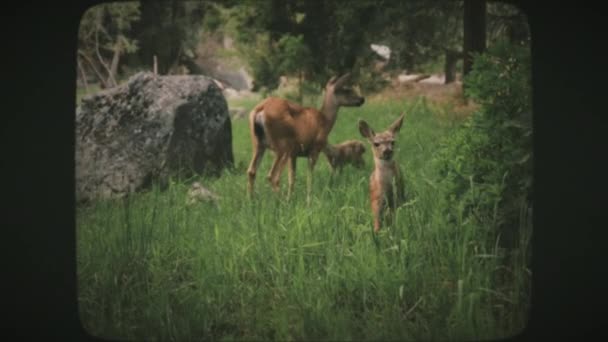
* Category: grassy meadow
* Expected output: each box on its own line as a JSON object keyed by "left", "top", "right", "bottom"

{"left": 76, "top": 93, "right": 531, "bottom": 341}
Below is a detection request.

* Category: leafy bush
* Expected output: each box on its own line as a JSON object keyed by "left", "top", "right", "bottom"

{"left": 276, "top": 34, "right": 312, "bottom": 78}
{"left": 248, "top": 35, "right": 281, "bottom": 95}
{"left": 434, "top": 39, "right": 532, "bottom": 248}
{"left": 356, "top": 65, "right": 390, "bottom": 94}
{"left": 248, "top": 33, "right": 314, "bottom": 98}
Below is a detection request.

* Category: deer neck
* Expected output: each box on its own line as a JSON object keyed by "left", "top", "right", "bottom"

{"left": 373, "top": 157, "right": 397, "bottom": 189}
{"left": 373, "top": 157, "right": 396, "bottom": 172}
{"left": 319, "top": 93, "right": 339, "bottom": 135}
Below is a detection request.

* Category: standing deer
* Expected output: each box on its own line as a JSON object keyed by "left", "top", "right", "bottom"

{"left": 358, "top": 113, "right": 407, "bottom": 232}
{"left": 246, "top": 73, "right": 365, "bottom": 204}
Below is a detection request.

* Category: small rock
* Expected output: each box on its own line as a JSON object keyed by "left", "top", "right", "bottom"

{"left": 186, "top": 181, "right": 220, "bottom": 206}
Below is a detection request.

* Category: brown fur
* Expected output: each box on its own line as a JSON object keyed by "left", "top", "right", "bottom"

{"left": 323, "top": 140, "right": 366, "bottom": 172}
{"left": 358, "top": 113, "right": 406, "bottom": 232}
{"left": 246, "top": 73, "right": 365, "bottom": 204}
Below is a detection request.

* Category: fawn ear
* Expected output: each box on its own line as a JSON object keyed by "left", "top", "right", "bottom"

{"left": 358, "top": 119, "right": 375, "bottom": 140}
{"left": 389, "top": 112, "right": 406, "bottom": 134}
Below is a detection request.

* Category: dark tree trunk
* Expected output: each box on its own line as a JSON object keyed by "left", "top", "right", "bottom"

{"left": 507, "top": 13, "right": 529, "bottom": 44}
{"left": 269, "top": 0, "right": 292, "bottom": 41}
{"left": 137, "top": 0, "right": 184, "bottom": 76}
{"left": 300, "top": 0, "right": 328, "bottom": 82}
{"left": 77, "top": 57, "right": 90, "bottom": 92}
{"left": 463, "top": 0, "right": 487, "bottom": 76}
{"left": 444, "top": 49, "right": 464, "bottom": 84}
{"left": 108, "top": 44, "right": 121, "bottom": 85}
{"left": 341, "top": 5, "right": 377, "bottom": 72}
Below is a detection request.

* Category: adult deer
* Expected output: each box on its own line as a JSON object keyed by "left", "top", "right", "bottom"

{"left": 246, "top": 73, "right": 365, "bottom": 204}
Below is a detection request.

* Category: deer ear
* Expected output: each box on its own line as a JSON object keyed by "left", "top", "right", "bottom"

{"left": 389, "top": 112, "right": 406, "bottom": 134}
{"left": 358, "top": 120, "right": 375, "bottom": 139}
{"left": 327, "top": 76, "right": 338, "bottom": 86}
{"left": 333, "top": 72, "right": 351, "bottom": 89}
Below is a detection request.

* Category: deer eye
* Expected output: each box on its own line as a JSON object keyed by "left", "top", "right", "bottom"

{"left": 373, "top": 142, "right": 380, "bottom": 147}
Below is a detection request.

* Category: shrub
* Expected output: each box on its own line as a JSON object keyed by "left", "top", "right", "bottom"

{"left": 434, "top": 39, "right": 532, "bottom": 249}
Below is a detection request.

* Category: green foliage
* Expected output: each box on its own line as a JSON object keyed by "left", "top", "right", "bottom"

{"left": 246, "top": 33, "right": 314, "bottom": 97}
{"left": 201, "top": 3, "right": 222, "bottom": 32}
{"left": 136, "top": 0, "right": 206, "bottom": 74}
{"left": 78, "top": 2, "right": 141, "bottom": 85}
{"left": 487, "top": 3, "right": 530, "bottom": 45}
{"left": 355, "top": 66, "right": 389, "bottom": 94}
{"left": 276, "top": 34, "right": 312, "bottom": 76}
{"left": 219, "top": 0, "right": 385, "bottom": 90}
{"left": 246, "top": 33, "right": 280, "bottom": 94}
{"left": 184, "top": 1, "right": 527, "bottom": 94}
{"left": 372, "top": 0, "right": 463, "bottom": 72}
{"left": 103, "top": 2, "right": 141, "bottom": 36}
{"left": 434, "top": 39, "right": 532, "bottom": 246}
{"left": 79, "top": 2, "right": 141, "bottom": 51}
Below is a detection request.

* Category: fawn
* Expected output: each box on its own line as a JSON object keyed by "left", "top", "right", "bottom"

{"left": 358, "top": 113, "right": 406, "bottom": 233}
{"left": 322, "top": 139, "right": 366, "bottom": 173}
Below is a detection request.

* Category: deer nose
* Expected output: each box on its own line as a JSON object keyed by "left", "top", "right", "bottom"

{"left": 358, "top": 98, "right": 365, "bottom": 105}
{"left": 383, "top": 150, "right": 393, "bottom": 159}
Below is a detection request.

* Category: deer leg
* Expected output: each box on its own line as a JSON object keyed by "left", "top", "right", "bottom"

{"left": 287, "top": 155, "right": 297, "bottom": 200}
{"left": 268, "top": 153, "right": 289, "bottom": 193}
{"left": 374, "top": 216, "right": 382, "bottom": 233}
{"left": 385, "top": 208, "right": 394, "bottom": 229}
{"left": 266, "top": 153, "right": 283, "bottom": 193}
{"left": 355, "top": 157, "right": 364, "bottom": 169}
{"left": 247, "top": 143, "right": 266, "bottom": 198}
{"left": 385, "top": 192, "right": 396, "bottom": 228}
{"left": 273, "top": 153, "right": 290, "bottom": 193}
{"left": 372, "top": 198, "right": 382, "bottom": 233}
{"left": 306, "top": 153, "right": 319, "bottom": 206}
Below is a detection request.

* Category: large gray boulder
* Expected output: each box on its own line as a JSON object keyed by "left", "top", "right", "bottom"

{"left": 75, "top": 72, "right": 234, "bottom": 203}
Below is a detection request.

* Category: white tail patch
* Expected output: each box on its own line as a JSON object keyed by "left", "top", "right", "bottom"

{"left": 254, "top": 110, "right": 265, "bottom": 126}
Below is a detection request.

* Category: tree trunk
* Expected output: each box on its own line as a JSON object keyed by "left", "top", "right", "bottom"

{"left": 77, "top": 56, "right": 90, "bottom": 93}
{"left": 444, "top": 49, "right": 463, "bottom": 84}
{"left": 108, "top": 43, "right": 121, "bottom": 86}
{"left": 78, "top": 50, "right": 110, "bottom": 89}
{"left": 507, "top": 13, "right": 529, "bottom": 44}
{"left": 463, "top": 0, "right": 487, "bottom": 76}
{"left": 269, "top": 0, "right": 292, "bottom": 41}
{"left": 301, "top": 0, "right": 327, "bottom": 82}
{"left": 94, "top": 23, "right": 118, "bottom": 88}
{"left": 169, "top": 46, "right": 183, "bottom": 75}
{"left": 342, "top": 5, "right": 377, "bottom": 72}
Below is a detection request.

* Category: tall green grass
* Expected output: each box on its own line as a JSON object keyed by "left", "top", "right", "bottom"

{"left": 77, "top": 96, "right": 531, "bottom": 341}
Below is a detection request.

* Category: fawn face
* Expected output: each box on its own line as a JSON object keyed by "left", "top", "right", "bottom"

{"left": 358, "top": 113, "right": 405, "bottom": 161}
